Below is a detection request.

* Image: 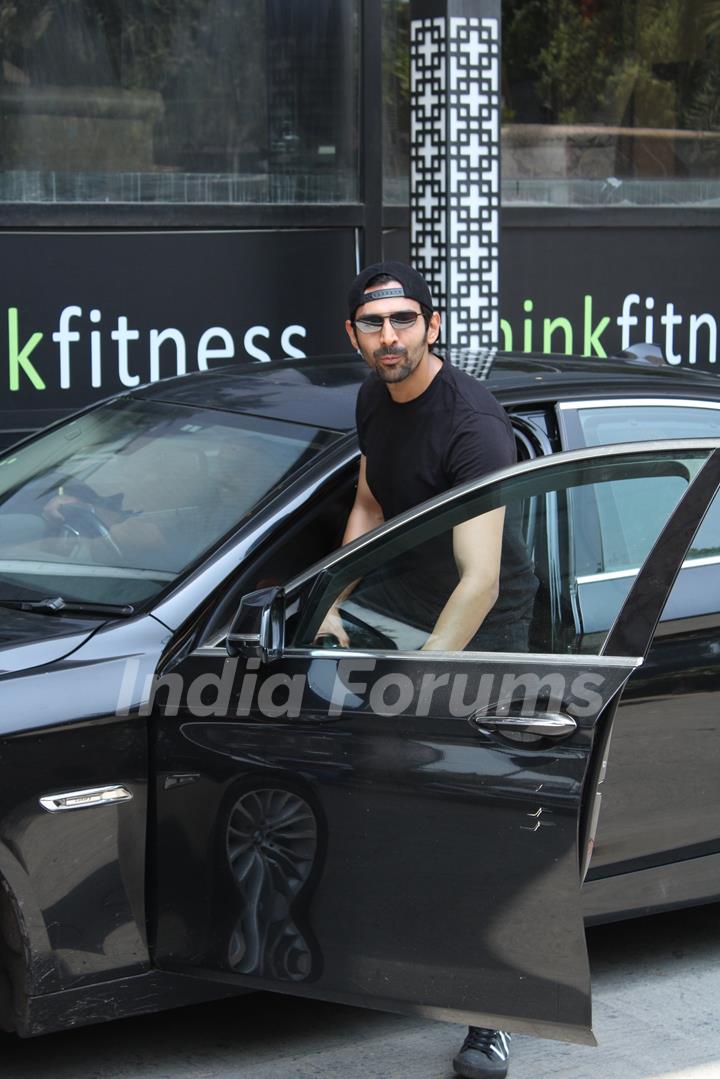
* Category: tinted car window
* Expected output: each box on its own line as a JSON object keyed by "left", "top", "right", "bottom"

{"left": 290, "top": 448, "right": 708, "bottom": 655}
{"left": 0, "top": 399, "right": 340, "bottom": 607}
{"left": 575, "top": 403, "right": 720, "bottom": 572}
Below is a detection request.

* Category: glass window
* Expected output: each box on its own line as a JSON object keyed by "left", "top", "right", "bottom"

{"left": 382, "top": 1, "right": 720, "bottom": 207}
{"left": 573, "top": 402, "right": 720, "bottom": 568}
{"left": 383, "top": 0, "right": 410, "bottom": 205}
{"left": 0, "top": 399, "right": 341, "bottom": 606}
{"left": 0, "top": 0, "right": 359, "bottom": 205}
{"left": 289, "top": 448, "right": 709, "bottom": 655}
{"left": 503, "top": 0, "right": 720, "bottom": 206}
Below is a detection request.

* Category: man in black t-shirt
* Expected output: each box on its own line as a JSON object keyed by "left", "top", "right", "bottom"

{"left": 316, "top": 260, "right": 534, "bottom": 1079}
{"left": 318, "top": 259, "right": 535, "bottom": 656}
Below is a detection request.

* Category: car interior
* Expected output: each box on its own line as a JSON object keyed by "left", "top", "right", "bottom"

{"left": 198, "top": 434, "right": 561, "bottom": 655}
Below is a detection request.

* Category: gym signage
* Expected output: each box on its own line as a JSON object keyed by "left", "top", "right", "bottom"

{"left": 501, "top": 223, "right": 720, "bottom": 368}
{"left": 0, "top": 228, "right": 356, "bottom": 410}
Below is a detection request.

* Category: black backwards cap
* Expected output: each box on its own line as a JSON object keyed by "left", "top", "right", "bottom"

{"left": 347, "top": 260, "right": 434, "bottom": 319}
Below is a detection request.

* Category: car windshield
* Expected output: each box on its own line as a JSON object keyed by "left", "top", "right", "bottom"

{"left": 0, "top": 398, "right": 341, "bottom": 609}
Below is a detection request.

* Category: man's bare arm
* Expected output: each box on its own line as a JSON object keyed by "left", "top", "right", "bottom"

{"left": 341, "top": 456, "right": 384, "bottom": 543}
{"left": 422, "top": 507, "right": 505, "bottom": 651}
{"left": 315, "top": 456, "right": 384, "bottom": 645}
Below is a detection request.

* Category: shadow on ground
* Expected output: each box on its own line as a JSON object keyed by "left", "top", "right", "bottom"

{"left": 1, "top": 903, "right": 719, "bottom": 1079}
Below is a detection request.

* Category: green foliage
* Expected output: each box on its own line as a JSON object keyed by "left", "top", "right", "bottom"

{"left": 0, "top": 2, "right": 54, "bottom": 52}
{"left": 527, "top": 0, "right": 720, "bottom": 132}
{"left": 0, "top": 0, "right": 210, "bottom": 90}
{"left": 535, "top": 0, "right": 613, "bottom": 123}
{"left": 501, "top": 0, "right": 551, "bottom": 119}
{"left": 685, "top": 58, "right": 720, "bottom": 130}
{"left": 383, "top": 0, "right": 410, "bottom": 184}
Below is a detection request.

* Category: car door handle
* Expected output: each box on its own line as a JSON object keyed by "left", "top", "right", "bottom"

{"left": 469, "top": 712, "right": 577, "bottom": 738}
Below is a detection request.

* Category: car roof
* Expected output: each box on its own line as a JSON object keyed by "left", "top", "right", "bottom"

{"left": 134, "top": 352, "right": 720, "bottom": 432}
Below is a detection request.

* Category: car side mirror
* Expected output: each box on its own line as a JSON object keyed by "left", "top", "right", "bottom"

{"left": 226, "top": 586, "right": 285, "bottom": 663}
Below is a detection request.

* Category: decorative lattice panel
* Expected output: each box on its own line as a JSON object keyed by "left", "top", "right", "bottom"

{"left": 410, "top": 11, "right": 501, "bottom": 354}
{"left": 410, "top": 17, "right": 447, "bottom": 322}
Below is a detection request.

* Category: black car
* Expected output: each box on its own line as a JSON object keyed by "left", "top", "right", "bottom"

{"left": 1, "top": 352, "right": 720, "bottom": 1047}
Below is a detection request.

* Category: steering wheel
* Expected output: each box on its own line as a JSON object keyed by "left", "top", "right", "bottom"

{"left": 58, "top": 503, "right": 124, "bottom": 560}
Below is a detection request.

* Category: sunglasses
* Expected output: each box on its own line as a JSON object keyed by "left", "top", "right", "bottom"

{"left": 354, "top": 310, "right": 422, "bottom": 334}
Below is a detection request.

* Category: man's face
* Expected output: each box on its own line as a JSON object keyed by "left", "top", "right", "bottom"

{"left": 345, "top": 281, "right": 440, "bottom": 384}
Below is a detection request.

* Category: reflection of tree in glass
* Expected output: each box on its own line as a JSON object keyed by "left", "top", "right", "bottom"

{"left": 0, "top": 0, "right": 267, "bottom": 176}
{"left": 688, "top": 544, "right": 720, "bottom": 557}
{"left": 503, "top": 0, "right": 720, "bottom": 138}
{"left": 0, "top": 0, "right": 208, "bottom": 88}
{"left": 383, "top": 0, "right": 410, "bottom": 195}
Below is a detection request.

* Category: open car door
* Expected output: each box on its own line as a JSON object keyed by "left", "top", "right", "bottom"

{"left": 152, "top": 440, "right": 720, "bottom": 1045}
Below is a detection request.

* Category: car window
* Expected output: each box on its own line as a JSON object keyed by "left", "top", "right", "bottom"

{"left": 0, "top": 399, "right": 341, "bottom": 608}
{"left": 199, "top": 465, "right": 358, "bottom": 648}
{"left": 205, "top": 435, "right": 536, "bottom": 650}
{"left": 287, "top": 447, "right": 711, "bottom": 656}
{"left": 576, "top": 403, "right": 720, "bottom": 446}
{"left": 572, "top": 403, "right": 720, "bottom": 574}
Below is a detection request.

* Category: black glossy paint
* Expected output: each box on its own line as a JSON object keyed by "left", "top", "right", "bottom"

{"left": 586, "top": 620, "right": 720, "bottom": 882}
{"left": 153, "top": 650, "right": 637, "bottom": 1044}
{"left": 134, "top": 352, "right": 720, "bottom": 428}
{"left": 0, "top": 617, "right": 169, "bottom": 1008}
{"left": 0, "top": 353, "right": 718, "bottom": 1038}
{"left": 556, "top": 395, "right": 720, "bottom": 890}
{"left": 0, "top": 608, "right": 100, "bottom": 673}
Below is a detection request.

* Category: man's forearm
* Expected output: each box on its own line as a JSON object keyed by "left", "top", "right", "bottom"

{"left": 315, "top": 500, "right": 383, "bottom": 644}
{"left": 422, "top": 509, "right": 505, "bottom": 651}
{"left": 342, "top": 502, "right": 384, "bottom": 545}
{"left": 333, "top": 503, "right": 383, "bottom": 605}
{"left": 422, "top": 575, "right": 499, "bottom": 651}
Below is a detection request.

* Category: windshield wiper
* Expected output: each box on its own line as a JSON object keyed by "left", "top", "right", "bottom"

{"left": 0, "top": 596, "right": 135, "bottom": 617}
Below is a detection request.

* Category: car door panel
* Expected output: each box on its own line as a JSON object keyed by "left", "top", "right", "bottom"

{"left": 559, "top": 403, "right": 720, "bottom": 877}
{"left": 151, "top": 442, "right": 720, "bottom": 1045}
{"left": 586, "top": 625, "right": 720, "bottom": 877}
{"left": 154, "top": 648, "right": 637, "bottom": 1044}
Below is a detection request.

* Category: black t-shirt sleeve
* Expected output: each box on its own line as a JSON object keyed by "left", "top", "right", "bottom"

{"left": 444, "top": 412, "right": 517, "bottom": 487}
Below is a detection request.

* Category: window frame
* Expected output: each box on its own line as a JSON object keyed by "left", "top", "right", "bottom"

{"left": 0, "top": 0, "right": 381, "bottom": 247}
{"left": 282, "top": 441, "right": 717, "bottom": 660}
{"left": 558, "top": 397, "right": 720, "bottom": 641}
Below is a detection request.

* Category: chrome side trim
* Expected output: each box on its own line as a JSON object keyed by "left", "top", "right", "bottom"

{"left": 282, "top": 648, "right": 643, "bottom": 667}
{"left": 39, "top": 785, "right": 133, "bottom": 812}
{"left": 558, "top": 398, "right": 720, "bottom": 412}
{"left": 192, "top": 644, "right": 642, "bottom": 667}
{"left": 683, "top": 554, "right": 720, "bottom": 569}
{"left": 578, "top": 569, "right": 638, "bottom": 585}
{"left": 578, "top": 553, "right": 720, "bottom": 586}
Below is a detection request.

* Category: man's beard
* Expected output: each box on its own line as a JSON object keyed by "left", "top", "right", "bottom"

{"left": 372, "top": 346, "right": 418, "bottom": 382}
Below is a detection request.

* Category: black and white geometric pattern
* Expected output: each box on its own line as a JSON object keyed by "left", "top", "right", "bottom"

{"left": 445, "top": 346, "right": 496, "bottom": 379}
{"left": 410, "top": 17, "right": 447, "bottom": 323}
{"left": 410, "top": 12, "right": 501, "bottom": 353}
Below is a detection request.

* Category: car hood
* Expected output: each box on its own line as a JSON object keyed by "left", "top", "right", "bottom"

{"left": 0, "top": 607, "right": 102, "bottom": 674}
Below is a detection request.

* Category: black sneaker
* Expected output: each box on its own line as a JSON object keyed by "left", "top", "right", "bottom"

{"left": 452, "top": 1026, "right": 511, "bottom": 1079}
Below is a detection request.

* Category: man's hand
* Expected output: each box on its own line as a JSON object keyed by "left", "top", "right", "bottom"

{"left": 314, "top": 605, "right": 350, "bottom": 648}
{"left": 42, "top": 494, "right": 84, "bottom": 527}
